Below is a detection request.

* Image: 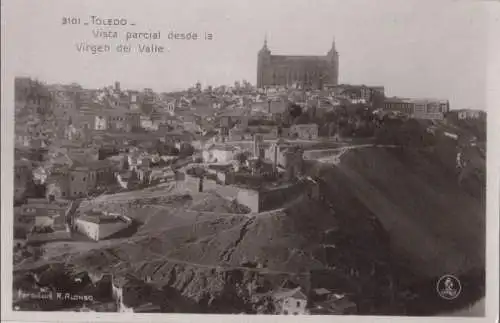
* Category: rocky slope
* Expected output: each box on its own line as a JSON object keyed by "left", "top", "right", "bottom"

{"left": 310, "top": 144, "right": 485, "bottom": 315}
{"left": 14, "top": 141, "right": 486, "bottom": 314}
{"left": 14, "top": 189, "right": 395, "bottom": 313}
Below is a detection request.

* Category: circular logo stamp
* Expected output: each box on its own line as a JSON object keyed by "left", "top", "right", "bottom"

{"left": 436, "top": 274, "right": 461, "bottom": 300}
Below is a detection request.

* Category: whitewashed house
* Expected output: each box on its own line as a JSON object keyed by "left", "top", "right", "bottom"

{"left": 272, "top": 287, "right": 309, "bottom": 315}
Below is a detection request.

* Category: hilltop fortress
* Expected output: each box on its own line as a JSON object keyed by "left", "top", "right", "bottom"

{"left": 256, "top": 38, "right": 339, "bottom": 90}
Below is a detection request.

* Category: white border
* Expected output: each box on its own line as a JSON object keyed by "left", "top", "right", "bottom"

{"left": 1, "top": 1, "right": 499, "bottom": 323}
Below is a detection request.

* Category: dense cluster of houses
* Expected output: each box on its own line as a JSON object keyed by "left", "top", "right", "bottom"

{"left": 15, "top": 77, "right": 475, "bottom": 161}
{"left": 14, "top": 265, "right": 357, "bottom": 314}
{"left": 13, "top": 196, "right": 134, "bottom": 243}
{"left": 13, "top": 76, "right": 485, "bottom": 231}
{"left": 15, "top": 77, "right": 483, "bottom": 237}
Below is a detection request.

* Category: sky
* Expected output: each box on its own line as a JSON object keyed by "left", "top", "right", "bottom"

{"left": 4, "top": 0, "right": 492, "bottom": 110}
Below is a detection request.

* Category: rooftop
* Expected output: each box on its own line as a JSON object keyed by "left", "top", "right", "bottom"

{"left": 24, "top": 198, "right": 71, "bottom": 209}
{"left": 113, "top": 273, "right": 145, "bottom": 288}
{"left": 71, "top": 159, "right": 113, "bottom": 171}
{"left": 385, "top": 97, "right": 448, "bottom": 104}
{"left": 312, "top": 288, "right": 331, "bottom": 296}
{"left": 291, "top": 123, "right": 318, "bottom": 128}
{"left": 218, "top": 110, "right": 248, "bottom": 117}
{"left": 206, "top": 144, "right": 239, "bottom": 152}
{"left": 78, "top": 214, "right": 124, "bottom": 225}
{"left": 272, "top": 287, "right": 308, "bottom": 301}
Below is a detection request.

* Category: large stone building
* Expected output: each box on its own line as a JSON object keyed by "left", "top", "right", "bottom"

{"left": 383, "top": 97, "right": 450, "bottom": 120}
{"left": 256, "top": 38, "right": 339, "bottom": 90}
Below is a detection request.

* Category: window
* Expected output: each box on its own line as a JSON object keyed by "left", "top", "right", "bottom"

{"left": 296, "top": 301, "right": 300, "bottom": 307}
{"left": 83, "top": 177, "right": 86, "bottom": 182}
{"left": 71, "top": 176, "right": 75, "bottom": 181}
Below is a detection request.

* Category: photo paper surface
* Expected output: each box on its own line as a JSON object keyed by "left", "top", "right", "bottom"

{"left": 1, "top": 0, "right": 499, "bottom": 322}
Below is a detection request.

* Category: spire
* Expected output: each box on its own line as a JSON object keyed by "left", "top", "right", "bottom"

{"left": 331, "top": 36, "right": 336, "bottom": 52}
{"left": 259, "top": 33, "right": 270, "bottom": 55}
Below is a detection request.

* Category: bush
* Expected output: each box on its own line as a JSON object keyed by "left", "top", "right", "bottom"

{"left": 179, "top": 143, "right": 195, "bottom": 157}
{"left": 374, "top": 118, "right": 434, "bottom": 147}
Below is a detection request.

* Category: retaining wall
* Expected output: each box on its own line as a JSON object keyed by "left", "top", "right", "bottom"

{"left": 236, "top": 180, "right": 310, "bottom": 213}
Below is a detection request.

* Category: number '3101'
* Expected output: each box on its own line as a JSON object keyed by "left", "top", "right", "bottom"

{"left": 62, "top": 17, "right": 81, "bottom": 25}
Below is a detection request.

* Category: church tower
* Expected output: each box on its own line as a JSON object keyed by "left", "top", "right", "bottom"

{"left": 257, "top": 36, "right": 271, "bottom": 89}
{"left": 327, "top": 38, "right": 339, "bottom": 86}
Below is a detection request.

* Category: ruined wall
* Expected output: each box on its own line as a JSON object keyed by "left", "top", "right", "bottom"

{"left": 27, "top": 231, "right": 71, "bottom": 243}
{"left": 236, "top": 181, "right": 309, "bottom": 213}
{"left": 183, "top": 173, "right": 219, "bottom": 193}
{"left": 302, "top": 149, "right": 341, "bottom": 160}
{"left": 204, "top": 178, "right": 218, "bottom": 191}
{"left": 183, "top": 174, "right": 201, "bottom": 193}
{"left": 259, "top": 181, "right": 307, "bottom": 212}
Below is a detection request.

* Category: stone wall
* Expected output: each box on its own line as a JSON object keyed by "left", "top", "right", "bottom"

{"left": 27, "top": 230, "right": 71, "bottom": 243}
{"left": 204, "top": 178, "right": 218, "bottom": 191}
{"left": 236, "top": 180, "right": 310, "bottom": 213}
{"left": 260, "top": 181, "right": 308, "bottom": 211}
{"left": 183, "top": 174, "right": 202, "bottom": 192}
{"left": 184, "top": 173, "right": 219, "bottom": 193}
{"left": 303, "top": 149, "right": 340, "bottom": 160}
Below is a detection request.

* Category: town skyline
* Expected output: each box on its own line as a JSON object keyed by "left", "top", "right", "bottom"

{"left": 6, "top": 0, "right": 489, "bottom": 111}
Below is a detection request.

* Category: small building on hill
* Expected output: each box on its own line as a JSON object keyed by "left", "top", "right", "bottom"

{"left": 17, "top": 198, "right": 73, "bottom": 242}
{"left": 112, "top": 274, "right": 159, "bottom": 313}
{"left": 290, "top": 124, "right": 319, "bottom": 140}
{"left": 202, "top": 144, "right": 239, "bottom": 164}
{"left": 74, "top": 211, "right": 131, "bottom": 241}
{"left": 265, "top": 139, "right": 304, "bottom": 180}
{"left": 272, "top": 287, "right": 309, "bottom": 315}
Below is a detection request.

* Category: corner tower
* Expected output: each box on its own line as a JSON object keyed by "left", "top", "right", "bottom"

{"left": 326, "top": 37, "right": 339, "bottom": 86}
{"left": 257, "top": 36, "right": 271, "bottom": 89}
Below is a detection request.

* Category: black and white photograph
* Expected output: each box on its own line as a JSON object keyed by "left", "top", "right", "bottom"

{"left": 1, "top": 0, "right": 498, "bottom": 321}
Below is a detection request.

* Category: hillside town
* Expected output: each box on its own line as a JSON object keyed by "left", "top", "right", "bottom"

{"left": 12, "top": 38, "right": 486, "bottom": 314}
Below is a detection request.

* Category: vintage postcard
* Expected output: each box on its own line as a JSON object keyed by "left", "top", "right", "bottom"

{"left": 1, "top": 0, "right": 499, "bottom": 322}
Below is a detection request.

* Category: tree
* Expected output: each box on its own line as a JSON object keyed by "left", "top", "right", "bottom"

{"left": 371, "top": 90, "right": 385, "bottom": 110}
{"left": 153, "top": 139, "right": 163, "bottom": 153}
{"left": 374, "top": 118, "right": 433, "bottom": 147}
{"left": 166, "top": 146, "right": 180, "bottom": 156}
{"left": 235, "top": 151, "right": 250, "bottom": 166}
{"left": 288, "top": 104, "right": 302, "bottom": 120}
{"left": 308, "top": 105, "right": 318, "bottom": 121}
{"left": 120, "top": 155, "right": 129, "bottom": 171}
{"left": 179, "top": 143, "right": 195, "bottom": 158}
{"left": 328, "top": 122, "right": 337, "bottom": 137}
{"left": 294, "top": 113, "right": 310, "bottom": 125}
